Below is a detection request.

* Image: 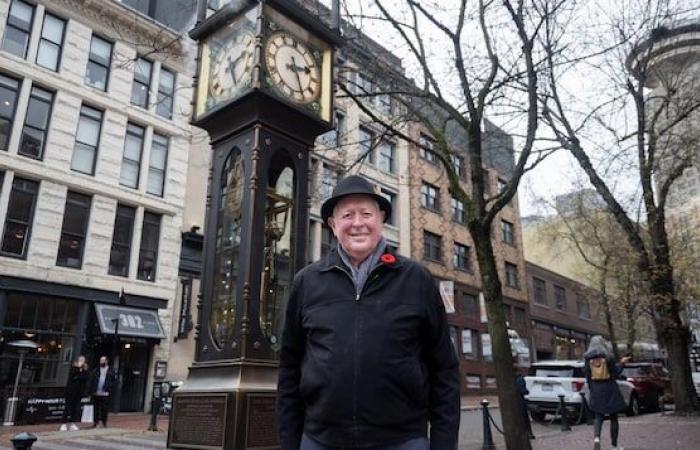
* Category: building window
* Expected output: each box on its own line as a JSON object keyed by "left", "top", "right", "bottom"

{"left": 577, "top": 293, "right": 590, "bottom": 319}
{"left": 0, "top": 74, "right": 20, "bottom": 151}
{"left": 71, "top": 105, "right": 102, "bottom": 175}
{"left": 319, "top": 163, "right": 338, "bottom": 201}
{"left": 466, "top": 374, "right": 482, "bottom": 390}
{"left": 120, "top": 123, "right": 145, "bottom": 188}
{"left": 451, "top": 197, "right": 466, "bottom": 223}
{"left": 419, "top": 133, "right": 439, "bottom": 165}
{"left": 554, "top": 285, "right": 566, "bottom": 310}
{"left": 36, "top": 13, "right": 65, "bottom": 71}
{"left": 453, "top": 242, "right": 471, "bottom": 271}
{"left": 513, "top": 307, "right": 527, "bottom": 329}
{"left": 505, "top": 262, "right": 519, "bottom": 288}
{"left": 357, "top": 72, "right": 373, "bottom": 94}
{"left": 19, "top": 86, "right": 53, "bottom": 160}
{"left": 450, "top": 154, "right": 465, "bottom": 178}
{"left": 85, "top": 35, "right": 112, "bottom": 91}
{"left": 421, "top": 182, "right": 440, "bottom": 212}
{"left": 462, "top": 329, "right": 478, "bottom": 359}
{"left": 533, "top": 277, "right": 546, "bottom": 305}
{"left": 1, "top": 177, "right": 38, "bottom": 257}
{"left": 379, "top": 189, "right": 396, "bottom": 226}
{"left": 377, "top": 93, "right": 392, "bottom": 115}
{"left": 56, "top": 192, "right": 91, "bottom": 268}
{"left": 501, "top": 220, "right": 514, "bottom": 245}
{"left": 423, "top": 231, "right": 442, "bottom": 262}
{"left": 2, "top": 0, "right": 34, "bottom": 58}
{"left": 131, "top": 57, "right": 152, "bottom": 108}
{"left": 137, "top": 212, "right": 161, "bottom": 281}
{"left": 482, "top": 334, "right": 493, "bottom": 361}
{"left": 320, "top": 110, "right": 345, "bottom": 147}
{"left": 108, "top": 204, "right": 135, "bottom": 277}
{"left": 482, "top": 168, "right": 491, "bottom": 195}
{"left": 463, "top": 293, "right": 478, "bottom": 318}
{"left": 147, "top": 133, "right": 168, "bottom": 196}
{"left": 320, "top": 223, "right": 333, "bottom": 258}
{"left": 359, "top": 126, "right": 375, "bottom": 164}
{"left": 156, "top": 67, "right": 175, "bottom": 118}
{"left": 377, "top": 140, "right": 395, "bottom": 173}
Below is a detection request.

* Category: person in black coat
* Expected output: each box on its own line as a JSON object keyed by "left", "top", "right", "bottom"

{"left": 89, "top": 356, "right": 117, "bottom": 428}
{"left": 514, "top": 363, "right": 534, "bottom": 440}
{"left": 583, "top": 336, "right": 630, "bottom": 450}
{"left": 60, "top": 355, "right": 89, "bottom": 431}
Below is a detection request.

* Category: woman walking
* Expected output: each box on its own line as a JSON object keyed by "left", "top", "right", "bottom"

{"left": 584, "top": 336, "right": 630, "bottom": 450}
{"left": 60, "top": 355, "right": 89, "bottom": 431}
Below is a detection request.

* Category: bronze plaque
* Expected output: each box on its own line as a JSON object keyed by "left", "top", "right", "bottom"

{"left": 170, "top": 394, "right": 228, "bottom": 449}
{"left": 245, "top": 393, "right": 279, "bottom": 449}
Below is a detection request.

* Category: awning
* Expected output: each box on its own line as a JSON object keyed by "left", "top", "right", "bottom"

{"left": 94, "top": 304, "right": 166, "bottom": 339}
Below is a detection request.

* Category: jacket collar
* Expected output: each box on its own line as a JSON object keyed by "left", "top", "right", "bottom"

{"left": 319, "top": 245, "right": 404, "bottom": 272}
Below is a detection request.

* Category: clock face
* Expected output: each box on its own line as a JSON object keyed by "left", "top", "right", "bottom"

{"left": 209, "top": 32, "right": 255, "bottom": 102}
{"left": 265, "top": 32, "right": 321, "bottom": 104}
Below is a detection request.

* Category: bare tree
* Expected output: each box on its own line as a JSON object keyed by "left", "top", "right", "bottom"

{"left": 540, "top": 0, "right": 700, "bottom": 413}
{"left": 327, "top": 1, "right": 556, "bottom": 447}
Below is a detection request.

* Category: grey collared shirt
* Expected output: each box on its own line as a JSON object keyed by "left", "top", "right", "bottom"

{"left": 337, "top": 236, "right": 387, "bottom": 296}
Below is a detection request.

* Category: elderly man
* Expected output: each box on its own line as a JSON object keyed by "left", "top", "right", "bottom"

{"left": 278, "top": 175, "right": 460, "bottom": 450}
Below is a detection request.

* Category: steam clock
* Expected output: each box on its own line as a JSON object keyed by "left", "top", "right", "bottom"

{"left": 168, "top": 1, "right": 341, "bottom": 449}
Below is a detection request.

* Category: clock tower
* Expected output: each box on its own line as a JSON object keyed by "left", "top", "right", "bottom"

{"left": 167, "top": 1, "right": 341, "bottom": 449}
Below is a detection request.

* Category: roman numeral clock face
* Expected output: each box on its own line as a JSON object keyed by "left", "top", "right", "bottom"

{"left": 209, "top": 32, "right": 255, "bottom": 101}
{"left": 265, "top": 32, "right": 320, "bottom": 104}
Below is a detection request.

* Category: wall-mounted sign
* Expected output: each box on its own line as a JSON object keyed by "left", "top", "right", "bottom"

{"left": 95, "top": 304, "right": 165, "bottom": 339}
{"left": 479, "top": 292, "right": 488, "bottom": 323}
{"left": 461, "top": 329, "right": 473, "bottom": 354}
{"left": 155, "top": 360, "right": 168, "bottom": 379}
{"left": 481, "top": 333, "right": 493, "bottom": 361}
{"left": 439, "top": 281, "right": 455, "bottom": 314}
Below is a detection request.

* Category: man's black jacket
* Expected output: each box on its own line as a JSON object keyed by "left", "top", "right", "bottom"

{"left": 277, "top": 248, "right": 460, "bottom": 450}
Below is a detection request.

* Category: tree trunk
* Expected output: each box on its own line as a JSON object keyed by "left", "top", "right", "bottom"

{"left": 471, "top": 221, "right": 532, "bottom": 450}
{"left": 599, "top": 275, "right": 619, "bottom": 360}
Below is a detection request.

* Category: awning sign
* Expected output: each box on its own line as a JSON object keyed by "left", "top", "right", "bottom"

{"left": 439, "top": 281, "right": 455, "bottom": 314}
{"left": 95, "top": 303, "right": 165, "bottom": 339}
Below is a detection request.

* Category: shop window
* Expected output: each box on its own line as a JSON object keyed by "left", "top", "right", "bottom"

{"left": 137, "top": 212, "right": 161, "bottom": 281}
{"left": 0, "top": 74, "right": 21, "bottom": 151}
{"left": 453, "top": 242, "right": 471, "bottom": 271}
{"left": 1, "top": 177, "right": 39, "bottom": 258}
{"left": 379, "top": 189, "right": 396, "bottom": 226}
{"left": 423, "top": 231, "right": 442, "bottom": 262}
{"left": 85, "top": 35, "right": 112, "bottom": 91}
{"left": 505, "top": 262, "right": 519, "bottom": 288}
{"left": 120, "top": 123, "right": 145, "bottom": 188}
{"left": 108, "top": 204, "right": 135, "bottom": 276}
{"left": 71, "top": 105, "right": 103, "bottom": 175}
{"left": 19, "top": 86, "right": 53, "bottom": 160}
{"left": 36, "top": 13, "right": 65, "bottom": 71}
{"left": 156, "top": 67, "right": 175, "bottom": 118}
{"left": 554, "top": 285, "right": 566, "bottom": 310}
{"left": 451, "top": 197, "right": 466, "bottom": 224}
{"left": 501, "top": 220, "right": 514, "bottom": 245}
{"left": 533, "top": 277, "right": 547, "bottom": 305}
{"left": 377, "top": 140, "right": 395, "bottom": 173}
{"left": 421, "top": 182, "right": 440, "bottom": 212}
{"left": 2, "top": 0, "right": 34, "bottom": 59}
{"left": 56, "top": 191, "right": 91, "bottom": 268}
{"left": 147, "top": 133, "right": 168, "bottom": 196}
{"left": 130, "top": 57, "right": 152, "bottom": 108}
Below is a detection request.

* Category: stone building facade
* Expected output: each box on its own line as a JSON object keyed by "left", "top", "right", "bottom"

{"left": 0, "top": 0, "right": 197, "bottom": 419}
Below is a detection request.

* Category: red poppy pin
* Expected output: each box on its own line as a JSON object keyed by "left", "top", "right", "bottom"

{"left": 380, "top": 253, "right": 396, "bottom": 265}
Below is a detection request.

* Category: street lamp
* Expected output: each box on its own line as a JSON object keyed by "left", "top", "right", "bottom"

{"left": 111, "top": 289, "right": 126, "bottom": 413}
{"left": 2, "top": 340, "right": 39, "bottom": 426}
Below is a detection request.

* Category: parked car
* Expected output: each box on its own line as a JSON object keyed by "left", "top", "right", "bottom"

{"left": 525, "top": 360, "right": 637, "bottom": 423}
{"left": 621, "top": 362, "right": 670, "bottom": 411}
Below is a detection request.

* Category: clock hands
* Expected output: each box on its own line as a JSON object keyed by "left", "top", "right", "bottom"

{"left": 227, "top": 51, "right": 250, "bottom": 85}
{"left": 288, "top": 56, "right": 304, "bottom": 92}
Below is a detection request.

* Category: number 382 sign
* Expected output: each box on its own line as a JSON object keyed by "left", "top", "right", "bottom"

{"left": 95, "top": 303, "right": 165, "bottom": 339}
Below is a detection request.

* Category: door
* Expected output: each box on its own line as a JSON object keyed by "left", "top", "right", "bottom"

{"left": 118, "top": 341, "right": 150, "bottom": 412}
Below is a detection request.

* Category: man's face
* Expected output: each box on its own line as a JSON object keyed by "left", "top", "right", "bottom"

{"left": 328, "top": 194, "right": 385, "bottom": 263}
{"left": 100, "top": 356, "right": 108, "bottom": 366}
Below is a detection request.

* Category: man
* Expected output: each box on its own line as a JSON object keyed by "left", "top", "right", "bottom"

{"left": 89, "top": 355, "right": 116, "bottom": 428}
{"left": 278, "top": 175, "right": 460, "bottom": 450}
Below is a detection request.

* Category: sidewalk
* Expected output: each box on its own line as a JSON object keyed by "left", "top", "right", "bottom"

{"left": 0, "top": 413, "right": 169, "bottom": 444}
{"left": 532, "top": 413, "right": 700, "bottom": 450}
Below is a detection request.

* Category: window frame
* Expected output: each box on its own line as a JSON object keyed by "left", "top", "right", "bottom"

{"left": 120, "top": 123, "right": 145, "bottom": 189}
{"left": 147, "top": 132, "right": 168, "bottom": 197}
{"left": 156, "top": 66, "right": 175, "bottom": 118}
{"left": 505, "top": 262, "right": 519, "bottom": 288}
{"left": 358, "top": 126, "right": 375, "bottom": 164}
{"left": 453, "top": 242, "right": 471, "bottom": 271}
{"left": 18, "top": 85, "right": 54, "bottom": 160}
{"left": 56, "top": 191, "right": 91, "bottom": 269}
{"left": 554, "top": 285, "right": 567, "bottom": 310}
{"left": 423, "top": 230, "right": 442, "bottom": 262}
{"left": 451, "top": 196, "right": 466, "bottom": 224}
{"left": 137, "top": 211, "right": 161, "bottom": 281}
{"left": 2, "top": 0, "right": 35, "bottom": 59}
{"left": 419, "top": 133, "right": 439, "bottom": 165}
{"left": 85, "top": 34, "right": 113, "bottom": 91}
{"left": 0, "top": 73, "right": 21, "bottom": 151}
{"left": 421, "top": 182, "right": 440, "bottom": 212}
{"left": 71, "top": 104, "right": 103, "bottom": 175}
{"left": 379, "top": 188, "right": 397, "bottom": 226}
{"left": 108, "top": 204, "right": 136, "bottom": 277}
{"left": 577, "top": 292, "right": 591, "bottom": 319}
{"left": 377, "top": 140, "right": 395, "bottom": 173}
{"left": 130, "top": 56, "right": 152, "bottom": 109}
{"left": 35, "top": 12, "right": 66, "bottom": 72}
{"left": 533, "top": 277, "right": 547, "bottom": 305}
{"left": 1, "top": 177, "right": 39, "bottom": 258}
{"left": 501, "top": 219, "right": 515, "bottom": 245}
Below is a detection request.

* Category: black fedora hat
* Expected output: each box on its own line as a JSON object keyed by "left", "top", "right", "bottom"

{"left": 321, "top": 175, "right": 392, "bottom": 224}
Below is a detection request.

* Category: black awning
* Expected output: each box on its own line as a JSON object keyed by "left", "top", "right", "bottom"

{"left": 94, "top": 304, "right": 166, "bottom": 339}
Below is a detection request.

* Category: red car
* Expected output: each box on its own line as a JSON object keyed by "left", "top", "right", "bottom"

{"left": 621, "top": 362, "right": 671, "bottom": 412}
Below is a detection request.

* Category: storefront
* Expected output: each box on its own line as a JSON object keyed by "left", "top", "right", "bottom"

{"left": 0, "top": 276, "right": 166, "bottom": 424}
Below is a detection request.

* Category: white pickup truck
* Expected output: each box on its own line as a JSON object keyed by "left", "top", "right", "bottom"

{"left": 525, "top": 360, "right": 637, "bottom": 423}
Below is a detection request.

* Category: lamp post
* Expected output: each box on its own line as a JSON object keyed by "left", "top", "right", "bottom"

{"left": 111, "top": 289, "right": 126, "bottom": 413}
{"left": 3, "top": 340, "right": 39, "bottom": 426}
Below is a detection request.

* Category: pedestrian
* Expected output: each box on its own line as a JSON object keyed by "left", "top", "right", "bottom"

{"left": 583, "top": 335, "right": 630, "bottom": 450}
{"left": 277, "top": 175, "right": 461, "bottom": 450}
{"left": 89, "top": 355, "right": 116, "bottom": 428}
{"left": 59, "top": 355, "right": 89, "bottom": 431}
{"left": 514, "top": 362, "right": 534, "bottom": 440}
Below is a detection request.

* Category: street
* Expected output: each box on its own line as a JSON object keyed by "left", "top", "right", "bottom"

{"left": 2, "top": 409, "right": 699, "bottom": 450}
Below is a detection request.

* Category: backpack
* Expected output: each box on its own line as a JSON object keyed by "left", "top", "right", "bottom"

{"left": 589, "top": 357, "right": 610, "bottom": 380}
